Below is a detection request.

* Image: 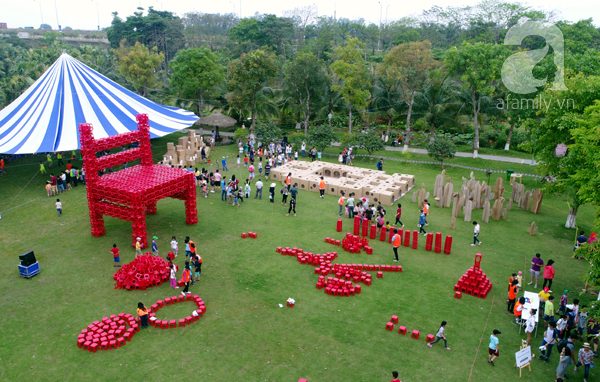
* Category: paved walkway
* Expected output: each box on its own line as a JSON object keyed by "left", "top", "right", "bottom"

{"left": 196, "top": 129, "right": 536, "bottom": 166}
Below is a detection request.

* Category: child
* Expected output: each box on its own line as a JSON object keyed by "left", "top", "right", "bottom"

{"left": 221, "top": 156, "right": 228, "bottom": 171}
{"left": 45, "top": 181, "right": 52, "bottom": 197}
{"left": 110, "top": 244, "right": 120, "bottom": 267}
{"left": 55, "top": 198, "right": 62, "bottom": 217}
{"left": 248, "top": 164, "right": 255, "bottom": 180}
{"left": 193, "top": 254, "right": 202, "bottom": 283}
{"left": 169, "top": 264, "right": 179, "bottom": 288}
{"left": 556, "top": 314, "right": 568, "bottom": 339}
{"left": 264, "top": 161, "right": 271, "bottom": 179}
{"left": 151, "top": 236, "right": 158, "bottom": 256}
{"left": 170, "top": 236, "right": 178, "bottom": 257}
{"left": 135, "top": 237, "right": 142, "bottom": 257}
{"left": 427, "top": 321, "right": 450, "bottom": 350}
{"left": 39, "top": 161, "right": 46, "bottom": 174}
{"left": 391, "top": 371, "right": 401, "bottom": 382}
{"left": 258, "top": 159, "right": 263, "bottom": 175}
{"left": 244, "top": 182, "right": 251, "bottom": 199}
{"left": 516, "top": 271, "right": 523, "bottom": 287}
{"left": 294, "top": 151, "right": 298, "bottom": 160}
{"left": 237, "top": 155, "right": 240, "bottom": 168}
{"left": 244, "top": 155, "right": 248, "bottom": 167}
{"left": 558, "top": 290, "right": 569, "bottom": 314}
{"left": 386, "top": 221, "right": 392, "bottom": 233}
{"left": 578, "top": 306, "right": 588, "bottom": 341}
{"left": 202, "top": 180, "right": 208, "bottom": 198}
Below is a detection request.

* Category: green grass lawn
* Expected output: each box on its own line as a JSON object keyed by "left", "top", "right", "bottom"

{"left": 0, "top": 135, "right": 597, "bottom": 381}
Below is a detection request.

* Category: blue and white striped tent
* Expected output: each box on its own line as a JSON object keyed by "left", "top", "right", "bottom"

{"left": 0, "top": 53, "right": 198, "bottom": 154}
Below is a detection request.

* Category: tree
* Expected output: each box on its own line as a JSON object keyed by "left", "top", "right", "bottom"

{"left": 282, "top": 52, "right": 328, "bottom": 135}
{"left": 40, "top": 24, "right": 52, "bottom": 30}
{"left": 522, "top": 73, "right": 600, "bottom": 228}
{"left": 170, "top": 48, "right": 225, "bottom": 117}
{"left": 347, "top": 129, "right": 385, "bottom": 157}
{"left": 114, "top": 41, "right": 163, "bottom": 97}
{"left": 282, "top": 4, "right": 318, "bottom": 49}
{"left": 330, "top": 37, "right": 371, "bottom": 133}
{"left": 444, "top": 42, "right": 509, "bottom": 157}
{"left": 254, "top": 121, "right": 283, "bottom": 143}
{"left": 426, "top": 137, "right": 457, "bottom": 167}
{"left": 372, "top": 68, "right": 405, "bottom": 137}
{"left": 107, "top": 8, "right": 185, "bottom": 65}
{"left": 413, "top": 68, "right": 461, "bottom": 140}
{"left": 382, "top": 40, "right": 440, "bottom": 149}
{"left": 227, "top": 50, "right": 278, "bottom": 132}
{"left": 306, "top": 124, "right": 337, "bottom": 152}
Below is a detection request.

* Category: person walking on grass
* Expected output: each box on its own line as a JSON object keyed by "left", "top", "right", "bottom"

{"left": 281, "top": 184, "right": 289, "bottom": 205}
{"left": 528, "top": 253, "right": 544, "bottom": 289}
{"left": 255, "top": 178, "right": 263, "bottom": 199}
{"left": 523, "top": 308, "right": 537, "bottom": 346}
{"left": 542, "top": 259, "right": 555, "bottom": 292}
{"left": 391, "top": 228, "right": 401, "bottom": 262}
{"left": 286, "top": 196, "right": 297, "bottom": 217}
{"left": 181, "top": 263, "right": 191, "bottom": 295}
{"left": 135, "top": 237, "right": 142, "bottom": 256}
{"left": 346, "top": 193, "right": 355, "bottom": 218}
{"left": 338, "top": 191, "right": 346, "bottom": 217}
{"left": 269, "top": 183, "right": 276, "bottom": 203}
{"left": 575, "top": 342, "right": 594, "bottom": 382}
{"left": 488, "top": 329, "right": 501, "bottom": 366}
{"left": 538, "top": 321, "right": 557, "bottom": 363}
{"left": 110, "top": 244, "right": 120, "bottom": 267}
{"left": 418, "top": 210, "right": 427, "bottom": 236}
{"left": 427, "top": 321, "right": 450, "bottom": 350}
{"left": 471, "top": 221, "right": 481, "bottom": 246}
{"left": 394, "top": 204, "right": 404, "bottom": 227}
{"left": 151, "top": 236, "right": 158, "bottom": 256}
{"left": 169, "top": 264, "right": 179, "bottom": 289}
{"left": 55, "top": 198, "right": 62, "bottom": 217}
{"left": 556, "top": 347, "right": 573, "bottom": 381}
{"left": 39, "top": 161, "right": 47, "bottom": 174}
{"left": 508, "top": 279, "right": 519, "bottom": 314}
{"left": 137, "top": 302, "right": 149, "bottom": 329}
{"left": 170, "top": 236, "right": 178, "bottom": 257}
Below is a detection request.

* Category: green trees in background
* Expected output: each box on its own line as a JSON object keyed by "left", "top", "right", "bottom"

{"left": 114, "top": 41, "right": 164, "bottom": 97}
{"left": 170, "top": 48, "right": 225, "bottom": 117}
{"left": 227, "top": 50, "right": 278, "bottom": 132}
{"left": 382, "top": 40, "right": 440, "bottom": 148}
{"left": 444, "top": 42, "right": 509, "bottom": 158}
{"left": 426, "top": 137, "right": 457, "bottom": 167}
{"left": 330, "top": 38, "right": 371, "bottom": 133}
{"left": 282, "top": 52, "right": 329, "bottom": 135}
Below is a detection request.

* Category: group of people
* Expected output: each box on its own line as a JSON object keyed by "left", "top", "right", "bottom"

{"left": 44, "top": 161, "right": 84, "bottom": 197}
{"left": 502, "top": 252, "right": 597, "bottom": 381}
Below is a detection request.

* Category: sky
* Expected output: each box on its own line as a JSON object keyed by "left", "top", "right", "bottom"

{"left": 0, "top": 0, "right": 596, "bottom": 31}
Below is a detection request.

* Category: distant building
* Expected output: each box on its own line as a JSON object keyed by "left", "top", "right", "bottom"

{"left": 0, "top": 23, "right": 7, "bottom": 29}
{"left": 17, "top": 32, "right": 30, "bottom": 39}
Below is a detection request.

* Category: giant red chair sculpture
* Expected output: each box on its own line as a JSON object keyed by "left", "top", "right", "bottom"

{"left": 79, "top": 114, "right": 198, "bottom": 248}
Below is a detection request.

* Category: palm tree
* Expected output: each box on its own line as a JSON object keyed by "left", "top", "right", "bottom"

{"left": 371, "top": 75, "right": 405, "bottom": 136}
{"left": 412, "top": 69, "right": 462, "bottom": 141}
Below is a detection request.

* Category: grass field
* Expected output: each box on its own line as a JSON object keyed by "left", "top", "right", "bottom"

{"left": 0, "top": 133, "right": 597, "bottom": 382}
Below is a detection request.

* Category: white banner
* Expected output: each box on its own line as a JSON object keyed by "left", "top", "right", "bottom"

{"left": 515, "top": 346, "right": 532, "bottom": 368}
{"left": 522, "top": 291, "right": 540, "bottom": 322}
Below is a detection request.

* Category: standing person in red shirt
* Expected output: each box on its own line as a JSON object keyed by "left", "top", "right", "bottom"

{"left": 110, "top": 244, "right": 120, "bottom": 267}
{"left": 50, "top": 173, "right": 58, "bottom": 196}
{"left": 394, "top": 203, "right": 404, "bottom": 227}
{"left": 66, "top": 161, "right": 72, "bottom": 172}
{"left": 391, "top": 371, "right": 401, "bottom": 382}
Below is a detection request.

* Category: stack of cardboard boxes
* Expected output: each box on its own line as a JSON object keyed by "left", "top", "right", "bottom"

{"left": 269, "top": 162, "right": 414, "bottom": 206}
{"left": 160, "top": 131, "right": 210, "bottom": 167}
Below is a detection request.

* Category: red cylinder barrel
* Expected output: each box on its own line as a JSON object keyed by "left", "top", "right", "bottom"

{"left": 337, "top": 219, "right": 343, "bottom": 232}
{"left": 444, "top": 235, "right": 453, "bottom": 254}
{"left": 434, "top": 232, "right": 442, "bottom": 253}
{"left": 380, "top": 227, "right": 387, "bottom": 241}
{"left": 425, "top": 233, "right": 434, "bottom": 251}
{"left": 404, "top": 230, "right": 410, "bottom": 247}
{"left": 370, "top": 224, "right": 376, "bottom": 239}
{"left": 412, "top": 230, "right": 418, "bottom": 249}
{"left": 353, "top": 216, "right": 361, "bottom": 236}
{"left": 362, "top": 219, "right": 369, "bottom": 237}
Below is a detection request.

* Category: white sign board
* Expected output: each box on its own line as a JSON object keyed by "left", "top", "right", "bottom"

{"left": 522, "top": 291, "right": 540, "bottom": 322}
{"left": 515, "top": 345, "right": 532, "bottom": 368}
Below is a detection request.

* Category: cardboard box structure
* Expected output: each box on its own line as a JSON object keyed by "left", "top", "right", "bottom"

{"left": 270, "top": 162, "right": 414, "bottom": 205}
{"left": 160, "top": 131, "right": 210, "bottom": 167}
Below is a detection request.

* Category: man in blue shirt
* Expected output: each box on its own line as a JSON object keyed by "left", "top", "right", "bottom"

{"left": 221, "top": 176, "right": 227, "bottom": 201}
{"left": 151, "top": 236, "right": 158, "bottom": 256}
{"left": 376, "top": 158, "right": 383, "bottom": 171}
{"left": 221, "top": 157, "right": 228, "bottom": 171}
